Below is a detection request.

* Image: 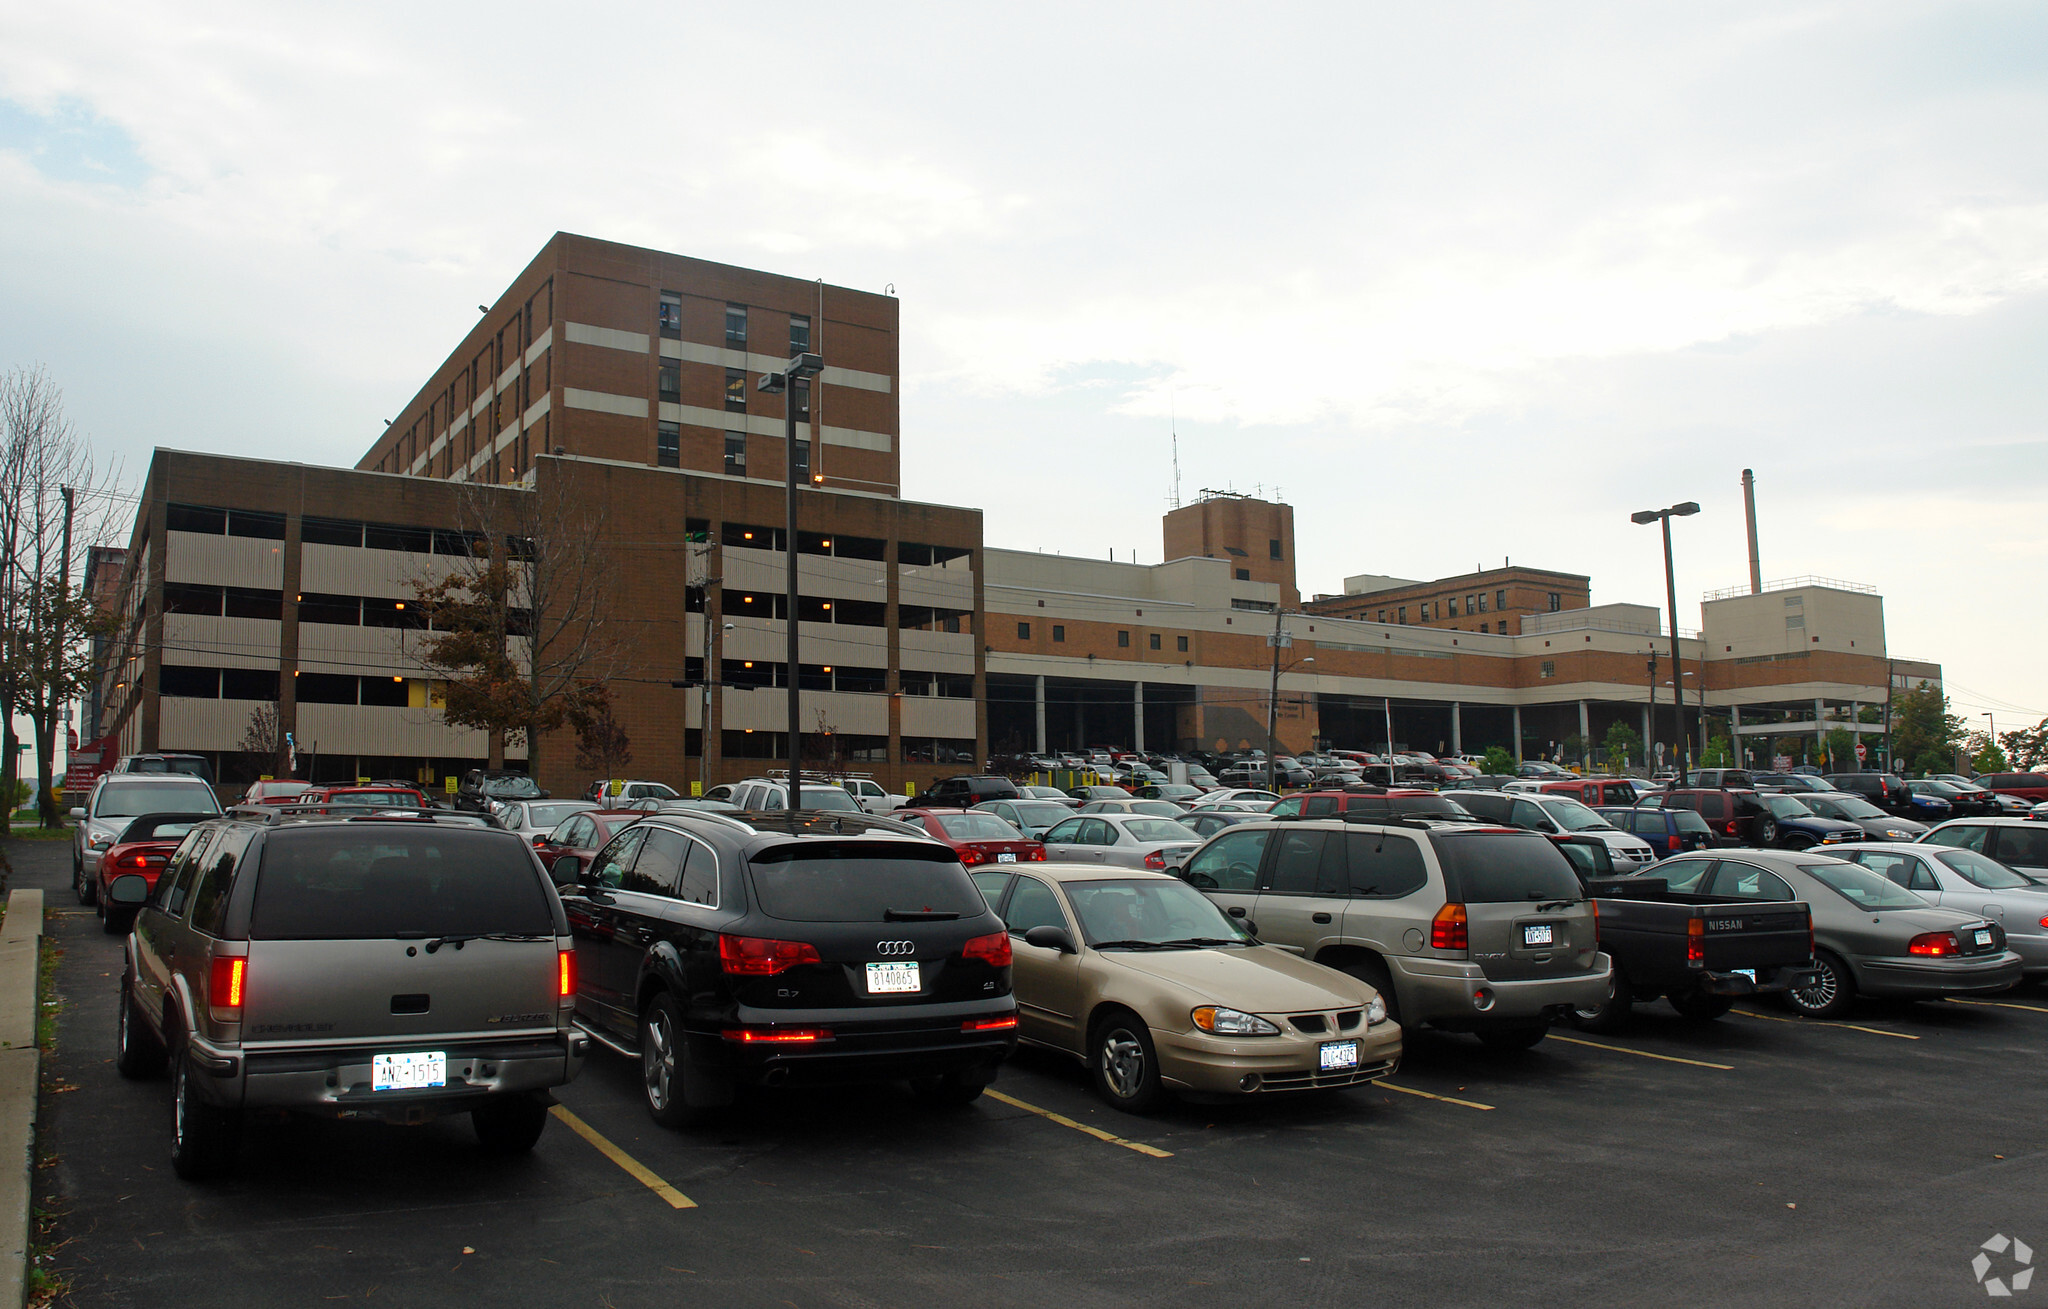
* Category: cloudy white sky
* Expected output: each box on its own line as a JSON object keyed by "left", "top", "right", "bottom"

{"left": 2, "top": 1, "right": 2044, "bottom": 730}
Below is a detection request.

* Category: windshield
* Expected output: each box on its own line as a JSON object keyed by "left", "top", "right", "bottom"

{"left": 1538, "top": 797, "right": 1611, "bottom": 831}
{"left": 117, "top": 816, "right": 209, "bottom": 843}
{"left": 328, "top": 790, "right": 423, "bottom": 808}
{"left": 480, "top": 776, "right": 545, "bottom": 798}
{"left": 1065, "top": 878, "right": 1253, "bottom": 948}
{"left": 251, "top": 830, "right": 555, "bottom": 940}
{"left": 796, "top": 788, "right": 861, "bottom": 813}
{"left": 95, "top": 782, "right": 220, "bottom": 820}
{"left": 1129, "top": 801, "right": 1186, "bottom": 819}
{"left": 746, "top": 843, "right": 986, "bottom": 922}
{"left": 1801, "top": 861, "right": 1930, "bottom": 911}
{"left": 1939, "top": 849, "right": 2036, "bottom": 890}
{"left": 1123, "top": 818, "right": 1199, "bottom": 842}
{"left": 936, "top": 813, "right": 1024, "bottom": 842}
{"left": 1012, "top": 802, "right": 1071, "bottom": 826}
{"left": 1761, "top": 794, "right": 1816, "bottom": 819}
{"left": 1816, "top": 795, "right": 1885, "bottom": 820}
{"left": 523, "top": 802, "right": 592, "bottom": 829}
{"left": 1914, "top": 781, "right": 1960, "bottom": 797}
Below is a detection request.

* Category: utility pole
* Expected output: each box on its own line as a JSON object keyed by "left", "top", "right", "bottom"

{"left": 56, "top": 486, "right": 75, "bottom": 777}
{"left": 1647, "top": 648, "right": 1658, "bottom": 770}
{"left": 1264, "top": 604, "right": 1285, "bottom": 792}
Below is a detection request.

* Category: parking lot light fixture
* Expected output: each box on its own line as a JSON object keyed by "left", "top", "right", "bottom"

{"left": 1632, "top": 501, "right": 1701, "bottom": 774}
{"left": 758, "top": 352, "right": 825, "bottom": 809}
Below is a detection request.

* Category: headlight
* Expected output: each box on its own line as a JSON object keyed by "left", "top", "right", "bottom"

{"left": 88, "top": 832, "right": 113, "bottom": 849}
{"left": 1191, "top": 1005, "right": 1280, "bottom": 1036}
{"left": 1885, "top": 829, "right": 1910, "bottom": 839}
{"left": 1367, "top": 996, "right": 1389, "bottom": 1026}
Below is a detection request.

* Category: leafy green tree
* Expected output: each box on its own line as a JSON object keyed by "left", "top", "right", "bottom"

{"left": 1561, "top": 733, "right": 1588, "bottom": 769}
{"left": 1967, "top": 733, "right": 2008, "bottom": 774}
{"left": 2000, "top": 719, "right": 2048, "bottom": 771}
{"left": 1891, "top": 681, "right": 1964, "bottom": 777}
{"left": 1823, "top": 727, "right": 1857, "bottom": 771}
{"left": 1698, "top": 735, "right": 1734, "bottom": 768}
{"left": 1480, "top": 746, "right": 1517, "bottom": 775}
{"left": 1602, "top": 720, "right": 1642, "bottom": 772}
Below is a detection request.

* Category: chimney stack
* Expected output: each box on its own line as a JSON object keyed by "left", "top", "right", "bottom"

{"left": 1742, "top": 468, "right": 1762, "bottom": 594}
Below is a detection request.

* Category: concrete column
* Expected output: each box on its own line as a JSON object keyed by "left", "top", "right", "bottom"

{"left": 1578, "top": 700, "right": 1590, "bottom": 767}
{"left": 1133, "top": 681, "right": 1145, "bottom": 754}
{"left": 1450, "top": 703, "right": 1462, "bottom": 755}
{"left": 1641, "top": 704, "right": 1652, "bottom": 756}
{"left": 1034, "top": 676, "right": 1047, "bottom": 754}
{"left": 1815, "top": 696, "right": 1826, "bottom": 765}
{"left": 1512, "top": 706, "right": 1524, "bottom": 762}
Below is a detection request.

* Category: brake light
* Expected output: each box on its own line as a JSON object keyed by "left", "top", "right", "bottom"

{"left": 122, "top": 853, "right": 152, "bottom": 869}
{"left": 1026, "top": 846, "right": 1046, "bottom": 861}
{"left": 558, "top": 949, "right": 576, "bottom": 997}
{"left": 1725, "top": 820, "right": 1739, "bottom": 835}
{"left": 1686, "top": 917, "right": 1704, "bottom": 967}
{"left": 719, "top": 934, "right": 824, "bottom": 975}
{"left": 1144, "top": 850, "right": 1167, "bottom": 870}
{"left": 962, "top": 931, "right": 1012, "bottom": 968}
{"left": 209, "top": 956, "right": 245, "bottom": 1009}
{"left": 1430, "top": 903, "right": 1468, "bottom": 951}
{"left": 1591, "top": 898, "right": 1600, "bottom": 945}
{"left": 962, "top": 1015, "right": 1019, "bottom": 1032}
{"left": 721, "top": 1027, "right": 832, "bottom": 1043}
{"left": 959, "top": 848, "right": 986, "bottom": 865}
{"left": 1908, "top": 931, "right": 1960, "bottom": 957}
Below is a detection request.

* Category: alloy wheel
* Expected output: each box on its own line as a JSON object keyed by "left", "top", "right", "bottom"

{"left": 1099, "top": 1028, "right": 1147, "bottom": 1099}
{"left": 1794, "top": 963, "right": 1838, "bottom": 1010}
{"left": 643, "top": 1012, "right": 675, "bottom": 1111}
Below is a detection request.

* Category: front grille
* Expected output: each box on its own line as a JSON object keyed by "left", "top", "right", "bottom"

{"left": 1290, "top": 1014, "right": 1329, "bottom": 1034}
{"left": 1259, "top": 1059, "right": 1397, "bottom": 1092}
{"left": 1335, "top": 1010, "right": 1363, "bottom": 1031}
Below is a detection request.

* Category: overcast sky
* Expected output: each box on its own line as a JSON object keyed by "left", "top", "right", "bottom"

{"left": 3, "top": 1, "right": 2043, "bottom": 732}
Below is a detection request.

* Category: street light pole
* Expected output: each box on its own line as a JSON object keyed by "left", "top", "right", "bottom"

{"left": 758, "top": 352, "right": 825, "bottom": 811}
{"left": 1632, "top": 500, "right": 1700, "bottom": 779}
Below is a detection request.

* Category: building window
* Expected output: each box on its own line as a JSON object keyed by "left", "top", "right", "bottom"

{"left": 1478, "top": 622, "right": 1489, "bottom": 634}
{"left": 790, "top": 315, "right": 811, "bottom": 353}
{"left": 658, "top": 359, "right": 680, "bottom": 400}
{"left": 1117, "top": 630, "right": 1130, "bottom": 648}
{"left": 1269, "top": 539, "right": 1283, "bottom": 560}
{"left": 658, "top": 292, "right": 682, "bottom": 339}
{"left": 1547, "top": 592, "right": 1562, "bottom": 612}
{"left": 1017, "top": 622, "right": 1031, "bottom": 640}
{"left": 724, "top": 431, "right": 747, "bottom": 475}
{"left": 1419, "top": 602, "right": 1431, "bottom": 621}
{"left": 725, "top": 304, "right": 747, "bottom": 345}
{"left": 1177, "top": 635, "right": 1189, "bottom": 652}
{"left": 657, "top": 422, "right": 680, "bottom": 468}
{"left": 1448, "top": 597, "right": 1460, "bottom": 617}
{"left": 793, "top": 439, "right": 810, "bottom": 481}
{"left": 1149, "top": 632, "right": 1161, "bottom": 650}
{"left": 725, "top": 368, "right": 746, "bottom": 411}
{"left": 1539, "top": 660, "right": 1555, "bottom": 678}
{"left": 1052, "top": 625, "right": 1065, "bottom": 642}
{"left": 1497, "top": 589, "right": 1507, "bottom": 609}
{"left": 1399, "top": 607, "right": 1407, "bottom": 624}
{"left": 1376, "top": 610, "right": 1385, "bottom": 623}
{"left": 1477, "top": 593, "right": 1488, "bottom": 613}
{"left": 792, "top": 377, "right": 810, "bottom": 421}
{"left": 1235, "top": 568, "right": 1250, "bottom": 581}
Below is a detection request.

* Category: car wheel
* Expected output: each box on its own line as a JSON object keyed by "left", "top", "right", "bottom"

{"left": 1475, "top": 1023, "right": 1549, "bottom": 1052}
{"left": 1784, "top": 950, "right": 1855, "bottom": 1019}
{"left": 1569, "top": 964, "right": 1633, "bottom": 1033}
{"left": 472, "top": 1095, "right": 550, "bottom": 1153}
{"left": 169, "top": 1033, "right": 240, "bottom": 1179}
{"left": 1089, "top": 1010, "right": 1165, "bottom": 1113}
{"left": 101, "top": 905, "right": 132, "bottom": 936}
{"left": 909, "top": 1069, "right": 991, "bottom": 1108}
{"left": 1666, "top": 989, "right": 1735, "bottom": 1021}
{"left": 74, "top": 859, "right": 95, "bottom": 906}
{"left": 1342, "top": 958, "right": 1403, "bottom": 1029}
{"left": 114, "top": 973, "right": 165, "bottom": 1079}
{"left": 639, "top": 992, "right": 715, "bottom": 1130}
{"left": 1753, "top": 817, "right": 1778, "bottom": 846}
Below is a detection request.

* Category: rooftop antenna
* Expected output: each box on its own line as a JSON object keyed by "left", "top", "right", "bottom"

{"left": 1169, "top": 393, "right": 1182, "bottom": 509}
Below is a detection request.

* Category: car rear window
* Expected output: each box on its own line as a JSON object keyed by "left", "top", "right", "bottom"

{"left": 327, "top": 790, "right": 423, "bottom": 808}
{"left": 250, "top": 830, "right": 555, "bottom": 939}
{"left": 1431, "top": 832, "right": 1582, "bottom": 903}
{"left": 1671, "top": 810, "right": 1713, "bottom": 833}
{"left": 1123, "top": 818, "right": 1199, "bottom": 842}
{"left": 96, "top": 782, "right": 220, "bottom": 819}
{"left": 935, "top": 813, "right": 1021, "bottom": 842}
{"left": 746, "top": 842, "right": 987, "bottom": 922}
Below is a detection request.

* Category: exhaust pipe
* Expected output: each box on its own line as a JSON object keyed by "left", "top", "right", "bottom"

{"left": 763, "top": 1067, "right": 790, "bottom": 1087}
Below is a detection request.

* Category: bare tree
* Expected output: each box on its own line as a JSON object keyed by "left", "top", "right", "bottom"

{"left": 234, "top": 701, "right": 283, "bottom": 784}
{"left": 0, "top": 367, "right": 124, "bottom": 827}
{"left": 411, "top": 471, "right": 622, "bottom": 771}
{"left": 573, "top": 696, "right": 632, "bottom": 783}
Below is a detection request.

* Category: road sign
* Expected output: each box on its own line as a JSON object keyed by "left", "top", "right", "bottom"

{"left": 1855, "top": 742, "right": 1867, "bottom": 762}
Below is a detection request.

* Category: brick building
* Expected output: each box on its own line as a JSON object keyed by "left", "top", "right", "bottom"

{"left": 1304, "top": 566, "right": 1592, "bottom": 636}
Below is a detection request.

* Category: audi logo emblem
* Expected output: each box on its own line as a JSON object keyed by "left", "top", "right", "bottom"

{"left": 875, "top": 940, "right": 916, "bottom": 956}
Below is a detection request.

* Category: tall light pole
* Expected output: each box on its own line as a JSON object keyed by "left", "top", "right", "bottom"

{"left": 1632, "top": 500, "right": 1700, "bottom": 778}
{"left": 758, "top": 351, "right": 825, "bottom": 811}
{"left": 1263, "top": 604, "right": 1312, "bottom": 790}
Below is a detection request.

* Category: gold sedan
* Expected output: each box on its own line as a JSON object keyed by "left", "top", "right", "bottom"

{"left": 969, "top": 865, "right": 1401, "bottom": 1112}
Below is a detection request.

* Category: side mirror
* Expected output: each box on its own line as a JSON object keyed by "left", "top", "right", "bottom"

{"left": 107, "top": 874, "right": 150, "bottom": 906}
{"left": 550, "top": 857, "right": 580, "bottom": 889}
{"left": 532, "top": 833, "right": 550, "bottom": 847}
{"left": 68, "top": 807, "right": 85, "bottom": 820}
{"left": 1022, "top": 925, "right": 1076, "bottom": 954}
{"left": 538, "top": 790, "right": 551, "bottom": 800}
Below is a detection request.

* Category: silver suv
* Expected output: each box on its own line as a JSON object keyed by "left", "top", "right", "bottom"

{"left": 111, "top": 812, "right": 587, "bottom": 1178}
{"left": 1177, "top": 817, "right": 1611, "bottom": 1050}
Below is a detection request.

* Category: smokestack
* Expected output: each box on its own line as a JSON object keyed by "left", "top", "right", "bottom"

{"left": 1742, "top": 468, "right": 1762, "bottom": 594}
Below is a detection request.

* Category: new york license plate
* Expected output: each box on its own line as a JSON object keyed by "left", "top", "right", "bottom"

{"left": 997, "top": 852, "right": 1017, "bottom": 862}
{"left": 1975, "top": 929, "right": 1993, "bottom": 948}
{"left": 866, "top": 961, "right": 921, "bottom": 994}
{"left": 373, "top": 1052, "right": 445, "bottom": 1091}
{"left": 1319, "top": 1040, "right": 1360, "bottom": 1071}
{"left": 1523, "top": 924, "right": 1555, "bottom": 947}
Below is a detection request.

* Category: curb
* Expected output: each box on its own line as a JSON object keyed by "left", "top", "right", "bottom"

{"left": 0, "top": 889, "right": 45, "bottom": 1309}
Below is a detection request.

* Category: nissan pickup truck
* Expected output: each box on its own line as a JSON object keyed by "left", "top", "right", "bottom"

{"left": 1552, "top": 838, "right": 1817, "bottom": 1030}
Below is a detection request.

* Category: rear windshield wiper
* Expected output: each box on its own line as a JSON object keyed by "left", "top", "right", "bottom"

{"left": 423, "top": 932, "right": 551, "bottom": 953}
{"left": 883, "top": 908, "right": 961, "bottom": 922}
{"left": 1534, "top": 899, "right": 1582, "bottom": 913}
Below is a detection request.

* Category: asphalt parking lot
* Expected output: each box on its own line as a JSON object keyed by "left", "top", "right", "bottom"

{"left": 13, "top": 835, "right": 2048, "bottom": 1308}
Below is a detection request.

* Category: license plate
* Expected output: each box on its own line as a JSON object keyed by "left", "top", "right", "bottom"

{"left": 996, "top": 852, "right": 1017, "bottom": 863}
{"left": 1975, "top": 929, "right": 1993, "bottom": 948}
{"left": 1733, "top": 969, "right": 1756, "bottom": 981}
{"left": 373, "top": 1052, "right": 445, "bottom": 1091}
{"left": 866, "top": 961, "right": 921, "bottom": 994}
{"left": 1319, "top": 1040, "right": 1360, "bottom": 1071}
{"left": 1523, "top": 924, "right": 1555, "bottom": 947}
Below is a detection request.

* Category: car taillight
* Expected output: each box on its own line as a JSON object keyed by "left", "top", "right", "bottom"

{"left": 1908, "top": 931, "right": 1960, "bottom": 957}
{"left": 721, "top": 1027, "right": 832, "bottom": 1043}
{"left": 1026, "top": 846, "right": 1046, "bottom": 861}
{"left": 1430, "top": 903, "right": 1467, "bottom": 951}
{"left": 558, "top": 949, "right": 576, "bottom": 997}
{"left": 1686, "top": 917, "right": 1704, "bottom": 967}
{"left": 719, "top": 934, "right": 824, "bottom": 975}
{"left": 1725, "top": 820, "right": 1739, "bottom": 835}
{"left": 959, "top": 848, "right": 986, "bottom": 865}
{"left": 962, "top": 931, "right": 1012, "bottom": 968}
{"left": 1590, "top": 898, "right": 1600, "bottom": 945}
{"left": 1144, "top": 850, "right": 1167, "bottom": 870}
{"left": 123, "top": 853, "right": 151, "bottom": 869}
{"left": 209, "top": 956, "right": 245, "bottom": 1010}
{"left": 962, "top": 1015, "right": 1019, "bottom": 1032}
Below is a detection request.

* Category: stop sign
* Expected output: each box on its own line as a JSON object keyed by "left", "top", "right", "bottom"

{"left": 1855, "top": 741, "right": 1867, "bottom": 762}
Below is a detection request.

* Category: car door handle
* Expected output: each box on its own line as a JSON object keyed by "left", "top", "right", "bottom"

{"left": 1227, "top": 906, "right": 1247, "bottom": 918}
{"left": 1312, "top": 912, "right": 1332, "bottom": 924}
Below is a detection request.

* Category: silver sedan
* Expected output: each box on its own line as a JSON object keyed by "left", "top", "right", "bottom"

{"left": 491, "top": 798, "right": 599, "bottom": 841}
{"left": 1039, "top": 813, "right": 1203, "bottom": 870}
{"left": 1832, "top": 841, "right": 2048, "bottom": 978}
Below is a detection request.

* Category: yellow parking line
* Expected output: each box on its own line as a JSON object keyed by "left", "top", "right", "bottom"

{"left": 1949, "top": 998, "right": 2048, "bottom": 1015}
{"left": 1730, "top": 1008, "right": 1918, "bottom": 1040}
{"left": 1547, "top": 1035, "right": 1732, "bottom": 1070}
{"left": 549, "top": 1106, "right": 697, "bottom": 1209}
{"left": 983, "top": 1089, "right": 1173, "bottom": 1157}
{"left": 1378, "top": 1082, "right": 1495, "bottom": 1111}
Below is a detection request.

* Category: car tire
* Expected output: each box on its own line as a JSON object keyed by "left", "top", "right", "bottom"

{"left": 472, "top": 1095, "right": 550, "bottom": 1154}
{"left": 1753, "top": 817, "right": 1778, "bottom": 846}
{"left": 1666, "top": 989, "right": 1735, "bottom": 1021}
{"left": 74, "top": 859, "right": 95, "bottom": 906}
{"left": 114, "top": 973, "right": 165, "bottom": 1079}
{"left": 909, "top": 1069, "right": 990, "bottom": 1108}
{"left": 1341, "top": 958, "right": 1402, "bottom": 1029}
{"left": 1784, "top": 950, "right": 1855, "bottom": 1019}
{"left": 1475, "top": 1023, "right": 1549, "bottom": 1052}
{"left": 101, "top": 905, "right": 132, "bottom": 936}
{"left": 1569, "top": 964, "right": 1633, "bottom": 1033}
{"left": 639, "top": 992, "right": 716, "bottom": 1130}
{"left": 1089, "top": 1009, "right": 1165, "bottom": 1113}
{"left": 169, "top": 1034, "right": 240, "bottom": 1179}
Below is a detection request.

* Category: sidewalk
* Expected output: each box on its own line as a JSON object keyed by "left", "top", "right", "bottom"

{"left": 0, "top": 887, "right": 44, "bottom": 1308}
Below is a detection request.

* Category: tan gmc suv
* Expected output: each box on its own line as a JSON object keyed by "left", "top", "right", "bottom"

{"left": 1176, "top": 816, "right": 1611, "bottom": 1050}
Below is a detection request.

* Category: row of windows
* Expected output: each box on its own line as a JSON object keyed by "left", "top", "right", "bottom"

{"left": 159, "top": 665, "right": 414, "bottom": 707}
{"left": 718, "top": 523, "right": 969, "bottom": 568}
{"left": 712, "top": 659, "right": 971, "bottom": 697}
{"left": 719, "top": 730, "right": 969, "bottom": 765}
{"left": 163, "top": 582, "right": 532, "bottom": 635}
{"left": 657, "top": 294, "right": 810, "bottom": 356}
{"left": 167, "top": 504, "right": 533, "bottom": 559}
{"left": 1014, "top": 622, "right": 1190, "bottom": 654}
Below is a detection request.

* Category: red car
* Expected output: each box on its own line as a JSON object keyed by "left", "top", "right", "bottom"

{"left": 303, "top": 784, "right": 431, "bottom": 811}
{"left": 897, "top": 807, "right": 1046, "bottom": 866}
{"left": 242, "top": 779, "right": 314, "bottom": 806}
{"left": 95, "top": 812, "right": 214, "bottom": 934}
{"left": 531, "top": 809, "right": 646, "bottom": 882}
{"left": 1267, "top": 788, "right": 1449, "bottom": 819}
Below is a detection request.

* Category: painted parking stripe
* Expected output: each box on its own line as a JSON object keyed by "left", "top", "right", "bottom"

{"left": 1547, "top": 1034, "right": 1733, "bottom": 1070}
{"left": 1730, "top": 1007, "right": 1918, "bottom": 1040}
{"left": 1948, "top": 998, "right": 2048, "bottom": 1015}
{"left": 549, "top": 1106, "right": 697, "bottom": 1209}
{"left": 1377, "top": 1082, "right": 1495, "bottom": 1111}
{"left": 983, "top": 1089, "right": 1173, "bottom": 1157}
